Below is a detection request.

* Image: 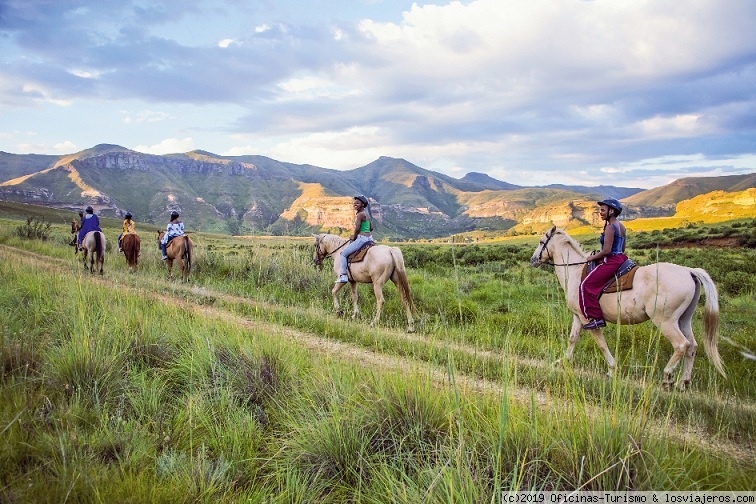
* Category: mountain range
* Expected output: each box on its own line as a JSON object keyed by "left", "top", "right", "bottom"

{"left": 0, "top": 144, "right": 754, "bottom": 239}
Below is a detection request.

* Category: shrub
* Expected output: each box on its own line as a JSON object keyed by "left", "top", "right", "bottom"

{"left": 15, "top": 216, "right": 51, "bottom": 240}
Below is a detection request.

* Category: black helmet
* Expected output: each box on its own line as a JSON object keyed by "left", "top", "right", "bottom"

{"left": 125, "top": 212, "right": 132, "bottom": 219}
{"left": 85, "top": 206, "right": 94, "bottom": 214}
{"left": 354, "top": 195, "right": 369, "bottom": 206}
{"left": 597, "top": 198, "right": 622, "bottom": 216}
{"left": 170, "top": 211, "right": 180, "bottom": 220}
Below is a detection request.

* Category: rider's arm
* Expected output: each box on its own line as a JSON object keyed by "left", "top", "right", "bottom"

{"left": 587, "top": 224, "right": 615, "bottom": 262}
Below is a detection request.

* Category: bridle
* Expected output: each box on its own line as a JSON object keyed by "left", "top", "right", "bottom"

{"left": 313, "top": 235, "right": 348, "bottom": 266}
{"left": 535, "top": 229, "right": 590, "bottom": 267}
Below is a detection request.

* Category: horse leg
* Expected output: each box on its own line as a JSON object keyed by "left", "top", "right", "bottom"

{"left": 370, "top": 281, "right": 385, "bottom": 328}
{"left": 659, "top": 320, "right": 691, "bottom": 390}
{"left": 587, "top": 326, "right": 616, "bottom": 377}
{"left": 350, "top": 282, "right": 360, "bottom": 320}
{"left": 678, "top": 301, "right": 699, "bottom": 390}
{"left": 167, "top": 259, "right": 174, "bottom": 279}
{"left": 555, "top": 315, "right": 583, "bottom": 367}
{"left": 331, "top": 282, "right": 347, "bottom": 317}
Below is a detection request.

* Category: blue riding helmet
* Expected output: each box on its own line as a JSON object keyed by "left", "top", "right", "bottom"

{"left": 170, "top": 211, "right": 180, "bottom": 220}
{"left": 597, "top": 198, "right": 622, "bottom": 216}
{"left": 125, "top": 212, "right": 132, "bottom": 219}
{"left": 354, "top": 195, "right": 369, "bottom": 206}
{"left": 85, "top": 206, "right": 94, "bottom": 214}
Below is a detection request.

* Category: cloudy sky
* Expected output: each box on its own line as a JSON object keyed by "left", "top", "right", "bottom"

{"left": 1, "top": 0, "right": 755, "bottom": 189}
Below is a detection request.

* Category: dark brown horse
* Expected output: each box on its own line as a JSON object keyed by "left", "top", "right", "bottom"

{"left": 158, "top": 231, "right": 193, "bottom": 281}
{"left": 121, "top": 233, "right": 141, "bottom": 272}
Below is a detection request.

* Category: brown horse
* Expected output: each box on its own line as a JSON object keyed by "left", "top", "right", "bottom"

{"left": 121, "top": 233, "right": 141, "bottom": 272}
{"left": 158, "top": 231, "right": 193, "bottom": 281}
{"left": 313, "top": 233, "right": 416, "bottom": 332}
{"left": 70, "top": 220, "right": 81, "bottom": 250}
{"left": 80, "top": 231, "right": 106, "bottom": 275}
{"left": 530, "top": 226, "right": 725, "bottom": 390}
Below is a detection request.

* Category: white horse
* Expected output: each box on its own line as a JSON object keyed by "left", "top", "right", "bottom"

{"left": 79, "top": 231, "right": 106, "bottom": 275}
{"left": 313, "top": 233, "right": 416, "bottom": 332}
{"left": 530, "top": 226, "right": 725, "bottom": 390}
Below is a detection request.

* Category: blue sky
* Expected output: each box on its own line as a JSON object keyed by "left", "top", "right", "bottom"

{"left": 1, "top": 0, "right": 755, "bottom": 189}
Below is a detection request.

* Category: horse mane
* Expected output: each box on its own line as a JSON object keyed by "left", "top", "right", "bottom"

{"left": 551, "top": 228, "right": 588, "bottom": 259}
{"left": 319, "top": 233, "right": 348, "bottom": 248}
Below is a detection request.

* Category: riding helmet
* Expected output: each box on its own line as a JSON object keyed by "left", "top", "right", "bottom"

{"left": 125, "top": 212, "right": 132, "bottom": 219}
{"left": 597, "top": 198, "right": 622, "bottom": 216}
{"left": 170, "top": 211, "right": 180, "bottom": 220}
{"left": 354, "top": 195, "right": 369, "bottom": 207}
{"left": 85, "top": 206, "right": 94, "bottom": 214}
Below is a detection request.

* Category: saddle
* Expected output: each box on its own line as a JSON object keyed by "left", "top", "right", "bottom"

{"left": 347, "top": 242, "right": 374, "bottom": 264}
{"left": 581, "top": 258, "right": 639, "bottom": 294}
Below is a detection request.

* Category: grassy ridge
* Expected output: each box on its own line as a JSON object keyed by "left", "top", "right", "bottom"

{"left": 1, "top": 209, "right": 755, "bottom": 500}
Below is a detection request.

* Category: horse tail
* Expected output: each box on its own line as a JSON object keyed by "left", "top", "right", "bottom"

{"left": 94, "top": 231, "right": 103, "bottom": 259}
{"left": 184, "top": 236, "right": 193, "bottom": 275}
{"left": 690, "top": 268, "right": 725, "bottom": 378}
{"left": 389, "top": 247, "right": 416, "bottom": 314}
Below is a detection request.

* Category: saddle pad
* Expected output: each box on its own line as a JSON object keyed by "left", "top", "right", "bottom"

{"left": 581, "top": 259, "right": 638, "bottom": 294}
{"left": 347, "top": 242, "right": 373, "bottom": 263}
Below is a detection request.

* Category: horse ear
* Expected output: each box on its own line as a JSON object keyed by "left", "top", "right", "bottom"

{"left": 550, "top": 225, "right": 556, "bottom": 234}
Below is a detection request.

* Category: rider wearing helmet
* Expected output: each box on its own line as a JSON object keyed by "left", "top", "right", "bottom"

{"left": 579, "top": 198, "right": 628, "bottom": 330}
{"left": 160, "top": 210, "right": 185, "bottom": 260}
{"left": 336, "top": 195, "right": 374, "bottom": 283}
{"left": 77, "top": 205, "right": 102, "bottom": 246}
{"left": 118, "top": 211, "right": 136, "bottom": 253}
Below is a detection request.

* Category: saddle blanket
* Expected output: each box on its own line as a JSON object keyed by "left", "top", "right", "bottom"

{"left": 581, "top": 258, "right": 639, "bottom": 294}
{"left": 347, "top": 242, "right": 374, "bottom": 264}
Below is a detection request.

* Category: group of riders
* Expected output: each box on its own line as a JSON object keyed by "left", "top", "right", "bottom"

{"left": 337, "top": 194, "right": 627, "bottom": 332}
{"left": 72, "top": 206, "right": 185, "bottom": 261}
{"left": 72, "top": 195, "right": 625, "bottom": 331}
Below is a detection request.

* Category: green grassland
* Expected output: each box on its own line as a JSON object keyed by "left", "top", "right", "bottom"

{"left": 0, "top": 203, "right": 755, "bottom": 501}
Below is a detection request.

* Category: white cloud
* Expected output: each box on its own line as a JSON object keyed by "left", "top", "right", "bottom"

{"left": 135, "top": 138, "right": 194, "bottom": 155}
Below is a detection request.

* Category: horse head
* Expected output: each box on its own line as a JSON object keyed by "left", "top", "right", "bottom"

{"left": 530, "top": 226, "right": 557, "bottom": 267}
{"left": 312, "top": 234, "right": 327, "bottom": 266}
{"left": 71, "top": 220, "right": 80, "bottom": 234}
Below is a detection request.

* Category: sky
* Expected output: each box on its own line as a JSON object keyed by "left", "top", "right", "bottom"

{"left": 1, "top": 0, "right": 755, "bottom": 189}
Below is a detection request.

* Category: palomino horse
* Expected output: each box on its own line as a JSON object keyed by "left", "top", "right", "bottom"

{"left": 158, "top": 232, "right": 193, "bottom": 281}
{"left": 121, "top": 233, "right": 141, "bottom": 273}
{"left": 79, "top": 231, "right": 106, "bottom": 275}
{"left": 530, "top": 226, "right": 725, "bottom": 390}
{"left": 313, "top": 233, "right": 416, "bottom": 332}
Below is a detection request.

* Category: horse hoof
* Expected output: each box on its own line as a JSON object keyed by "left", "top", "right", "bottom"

{"left": 336, "top": 310, "right": 344, "bottom": 318}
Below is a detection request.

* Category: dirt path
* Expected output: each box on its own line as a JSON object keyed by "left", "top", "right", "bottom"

{"left": 1, "top": 243, "right": 754, "bottom": 465}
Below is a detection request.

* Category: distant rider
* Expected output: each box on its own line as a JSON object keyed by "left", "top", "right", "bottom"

{"left": 77, "top": 206, "right": 102, "bottom": 247}
{"left": 160, "top": 211, "right": 185, "bottom": 260}
{"left": 118, "top": 212, "right": 136, "bottom": 253}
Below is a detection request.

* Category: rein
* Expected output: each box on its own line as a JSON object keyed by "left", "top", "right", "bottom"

{"left": 536, "top": 229, "right": 590, "bottom": 267}
{"left": 314, "top": 236, "right": 349, "bottom": 264}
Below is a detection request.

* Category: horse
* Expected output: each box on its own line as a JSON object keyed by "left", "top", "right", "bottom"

{"left": 79, "top": 231, "right": 106, "bottom": 275}
{"left": 121, "top": 233, "right": 141, "bottom": 272}
{"left": 313, "top": 233, "right": 416, "bottom": 332}
{"left": 70, "top": 220, "right": 81, "bottom": 250}
{"left": 158, "top": 231, "right": 193, "bottom": 281}
{"left": 530, "top": 226, "right": 725, "bottom": 390}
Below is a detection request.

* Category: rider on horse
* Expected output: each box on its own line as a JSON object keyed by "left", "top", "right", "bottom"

{"left": 77, "top": 206, "right": 102, "bottom": 247}
{"left": 336, "top": 195, "right": 374, "bottom": 283}
{"left": 160, "top": 211, "right": 185, "bottom": 260}
{"left": 580, "top": 198, "right": 628, "bottom": 330}
{"left": 118, "top": 211, "right": 136, "bottom": 253}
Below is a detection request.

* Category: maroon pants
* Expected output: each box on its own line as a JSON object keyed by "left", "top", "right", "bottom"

{"left": 580, "top": 254, "right": 628, "bottom": 320}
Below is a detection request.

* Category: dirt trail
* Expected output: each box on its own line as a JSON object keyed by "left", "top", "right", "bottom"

{"left": 1, "top": 244, "right": 754, "bottom": 465}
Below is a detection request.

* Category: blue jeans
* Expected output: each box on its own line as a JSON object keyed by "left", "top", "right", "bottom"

{"left": 339, "top": 235, "right": 373, "bottom": 276}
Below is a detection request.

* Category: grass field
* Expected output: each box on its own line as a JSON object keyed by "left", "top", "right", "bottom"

{"left": 1, "top": 204, "right": 754, "bottom": 502}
